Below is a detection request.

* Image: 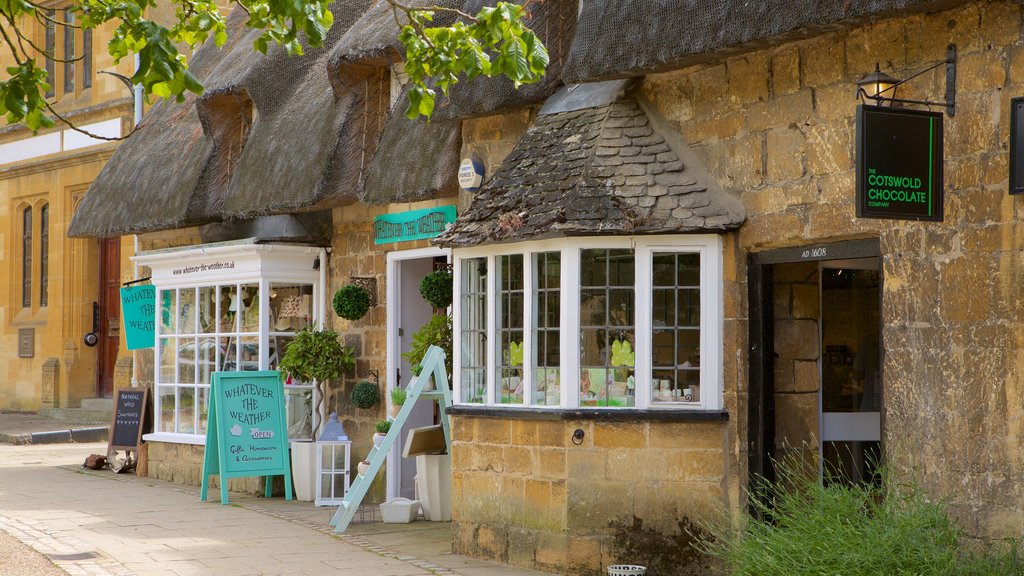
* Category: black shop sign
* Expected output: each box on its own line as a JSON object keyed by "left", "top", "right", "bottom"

{"left": 856, "top": 105, "right": 944, "bottom": 221}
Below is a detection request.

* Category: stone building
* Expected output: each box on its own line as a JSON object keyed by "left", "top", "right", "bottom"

{"left": 0, "top": 9, "right": 138, "bottom": 413}
{"left": 71, "top": 0, "right": 1024, "bottom": 574}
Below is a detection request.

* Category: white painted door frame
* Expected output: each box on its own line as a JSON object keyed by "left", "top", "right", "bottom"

{"left": 385, "top": 246, "right": 449, "bottom": 500}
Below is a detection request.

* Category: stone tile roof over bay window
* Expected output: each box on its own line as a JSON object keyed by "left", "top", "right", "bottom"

{"left": 434, "top": 83, "right": 745, "bottom": 248}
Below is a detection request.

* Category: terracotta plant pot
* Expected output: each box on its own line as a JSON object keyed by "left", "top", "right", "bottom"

{"left": 389, "top": 404, "right": 402, "bottom": 419}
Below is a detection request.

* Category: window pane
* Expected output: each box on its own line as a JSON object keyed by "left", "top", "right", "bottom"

{"left": 63, "top": 10, "right": 74, "bottom": 94}
{"left": 44, "top": 12, "right": 54, "bottom": 98}
{"left": 239, "top": 284, "right": 260, "bottom": 332}
{"left": 196, "top": 336, "right": 216, "bottom": 384}
{"left": 159, "top": 338, "right": 176, "bottom": 383}
{"left": 579, "top": 249, "right": 635, "bottom": 408}
{"left": 22, "top": 207, "right": 31, "bottom": 308}
{"left": 496, "top": 255, "right": 523, "bottom": 404}
{"left": 178, "top": 338, "right": 196, "bottom": 384}
{"left": 198, "top": 287, "right": 217, "bottom": 334}
{"left": 532, "top": 252, "right": 560, "bottom": 406}
{"left": 460, "top": 258, "right": 487, "bottom": 403}
{"left": 197, "top": 387, "right": 210, "bottom": 434}
{"left": 158, "top": 387, "right": 175, "bottom": 433}
{"left": 82, "top": 28, "right": 92, "bottom": 88}
{"left": 220, "top": 285, "right": 238, "bottom": 332}
{"left": 271, "top": 283, "right": 313, "bottom": 333}
{"left": 651, "top": 252, "right": 701, "bottom": 404}
{"left": 178, "top": 387, "right": 195, "bottom": 434}
{"left": 160, "top": 290, "right": 176, "bottom": 334}
{"left": 179, "top": 288, "right": 197, "bottom": 334}
{"left": 40, "top": 205, "right": 48, "bottom": 307}
{"left": 284, "top": 385, "right": 312, "bottom": 440}
{"left": 239, "top": 336, "right": 260, "bottom": 371}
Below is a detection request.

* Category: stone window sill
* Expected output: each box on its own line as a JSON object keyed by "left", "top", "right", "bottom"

{"left": 446, "top": 405, "right": 729, "bottom": 422}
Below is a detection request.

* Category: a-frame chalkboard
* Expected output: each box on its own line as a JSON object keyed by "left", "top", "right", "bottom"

{"left": 200, "top": 371, "right": 293, "bottom": 505}
{"left": 106, "top": 388, "right": 151, "bottom": 473}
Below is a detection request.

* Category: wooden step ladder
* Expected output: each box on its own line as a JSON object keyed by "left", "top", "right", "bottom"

{"left": 330, "top": 345, "right": 451, "bottom": 533}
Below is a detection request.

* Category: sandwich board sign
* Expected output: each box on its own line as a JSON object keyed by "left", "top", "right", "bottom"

{"left": 200, "top": 371, "right": 292, "bottom": 504}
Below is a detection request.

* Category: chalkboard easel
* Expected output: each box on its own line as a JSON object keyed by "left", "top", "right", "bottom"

{"left": 107, "top": 388, "right": 151, "bottom": 472}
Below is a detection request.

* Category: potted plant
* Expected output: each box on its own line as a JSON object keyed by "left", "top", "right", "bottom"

{"left": 390, "top": 388, "right": 407, "bottom": 419}
{"left": 357, "top": 459, "right": 371, "bottom": 476}
{"left": 351, "top": 381, "right": 380, "bottom": 410}
{"left": 333, "top": 284, "right": 372, "bottom": 321}
{"left": 401, "top": 314, "right": 453, "bottom": 389}
{"left": 277, "top": 325, "right": 355, "bottom": 501}
{"left": 373, "top": 419, "right": 391, "bottom": 446}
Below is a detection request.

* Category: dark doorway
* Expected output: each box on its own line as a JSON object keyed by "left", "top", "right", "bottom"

{"left": 747, "top": 239, "right": 883, "bottom": 493}
{"left": 97, "top": 237, "right": 120, "bottom": 398}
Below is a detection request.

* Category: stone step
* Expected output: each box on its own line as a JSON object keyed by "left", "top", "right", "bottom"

{"left": 80, "top": 398, "right": 115, "bottom": 411}
{"left": 38, "top": 407, "right": 111, "bottom": 424}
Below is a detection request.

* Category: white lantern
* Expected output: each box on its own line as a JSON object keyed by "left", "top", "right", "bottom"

{"left": 315, "top": 413, "right": 351, "bottom": 506}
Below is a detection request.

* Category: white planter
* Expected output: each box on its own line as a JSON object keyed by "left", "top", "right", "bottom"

{"left": 289, "top": 441, "right": 317, "bottom": 502}
{"left": 357, "top": 460, "right": 371, "bottom": 476}
{"left": 380, "top": 498, "right": 420, "bottom": 523}
{"left": 373, "top": 433, "right": 386, "bottom": 447}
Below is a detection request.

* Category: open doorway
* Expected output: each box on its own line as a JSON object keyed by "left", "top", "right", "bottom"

{"left": 748, "top": 240, "right": 882, "bottom": 490}
{"left": 386, "top": 247, "right": 448, "bottom": 500}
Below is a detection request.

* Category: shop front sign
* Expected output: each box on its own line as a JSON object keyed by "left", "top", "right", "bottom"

{"left": 856, "top": 105, "right": 943, "bottom": 221}
{"left": 374, "top": 205, "right": 458, "bottom": 245}
{"left": 120, "top": 284, "right": 156, "bottom": 350}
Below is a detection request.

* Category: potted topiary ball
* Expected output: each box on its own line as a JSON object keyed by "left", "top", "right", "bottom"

{"left": 333, "top": 284, "right": 371, "bottom": 321}
{"left": 351, "top": 381, "right": 380, "bottom": 410}
{"left": 419, "top": 269, "right": 453, "bottom": 309}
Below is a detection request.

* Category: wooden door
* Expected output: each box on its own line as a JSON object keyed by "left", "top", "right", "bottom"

{"left": 97, "top": 238, "right": 120, "bottom": 398}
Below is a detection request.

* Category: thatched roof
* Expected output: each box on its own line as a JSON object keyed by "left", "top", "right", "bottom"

{"left": 69, "top": 0, "right": 373, "bottom": 238}
{"left": 66, "top": 9, "right": 254, "bottom": 238}
{"left": 327, "top": 0, "right": 461, "bottom": 96}
{"left": 361, "top": 88, "right": 461, "bottom": 204}
{"left": 434, "top": 82, "right": 745, "bottom": 248}
{"left": 563, "top": 0, "right": 960, "bottom": 82}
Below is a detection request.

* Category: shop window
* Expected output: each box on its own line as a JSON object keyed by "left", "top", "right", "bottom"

{"left": 154, "top": 282, "right": 317, "bottom": 440}
{"left": 453, "top": 236, "right": 723, "bottom": 411}
{"left": 40, "top": 204, "right": 48, "bottom": 307}
{"left": 22, "top": 206, "right": 32, "bottom": 308}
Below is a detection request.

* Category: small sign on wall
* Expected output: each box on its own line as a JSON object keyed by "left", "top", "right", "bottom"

{"left": 856, "top": 105, "right": 944, "bottom": 221}
{"left": 18, "top": 328, "right": 33, "bottom": 358}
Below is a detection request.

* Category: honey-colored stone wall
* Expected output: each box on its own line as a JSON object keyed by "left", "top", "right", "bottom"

{"left": 451, "top": 415, "right": 731, "bottom": 575}
{"left": 641, "top": 0, "right": 1024, "bottom": 540}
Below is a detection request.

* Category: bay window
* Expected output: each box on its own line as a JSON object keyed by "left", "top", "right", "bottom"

{"left": 453, "top": 236, "right": 723, "bottom": 410}
{"left": 136, "top": 243, "right": 324, "bottom": 443}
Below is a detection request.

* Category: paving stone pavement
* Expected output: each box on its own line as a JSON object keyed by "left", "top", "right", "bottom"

{"left": 0, "top": 442, "right": 552, "bottom": 576}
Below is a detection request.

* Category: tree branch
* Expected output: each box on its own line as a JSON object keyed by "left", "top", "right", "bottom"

{"left": 43, "top": 100, "right": 139, "bottom": 140}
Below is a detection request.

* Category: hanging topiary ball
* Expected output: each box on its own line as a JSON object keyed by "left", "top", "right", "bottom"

{"left": 351, "top": 381, "right": 380, "bottom": 410}
{"left": 419, "top": 269, "right": 453, "bottom": 309}
{"left": 333, "top": 284, "right": 371, "bottom": 320}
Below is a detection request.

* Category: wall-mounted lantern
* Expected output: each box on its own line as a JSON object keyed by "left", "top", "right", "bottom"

{"left": 855, "top": 44, "right": 957, "bottom": 117}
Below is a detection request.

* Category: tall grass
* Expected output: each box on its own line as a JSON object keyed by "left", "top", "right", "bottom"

{"left": 699, "top": 455, "right": 1023, "bottom": 576}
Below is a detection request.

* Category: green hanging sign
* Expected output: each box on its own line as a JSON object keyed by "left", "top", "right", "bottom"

{"left": 120, "top": 285, "right": 156, "bottom": 350}
{"left": 201, "top": 371, "right": 293, "bottom": 505}
{"left": 374, "top": 205, "right": 457, "bottom": 244}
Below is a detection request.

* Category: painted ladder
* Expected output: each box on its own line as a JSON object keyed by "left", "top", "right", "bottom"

{"left": 330, "top": 345, "right": 452, "bottom": 533}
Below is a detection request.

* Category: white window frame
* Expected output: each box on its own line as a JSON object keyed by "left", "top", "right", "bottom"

{"left": 134, "top": 242, "right": 326, "bottom": 444}
{"left": 452, "top": 235, "right": 723, "bottom": 411}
